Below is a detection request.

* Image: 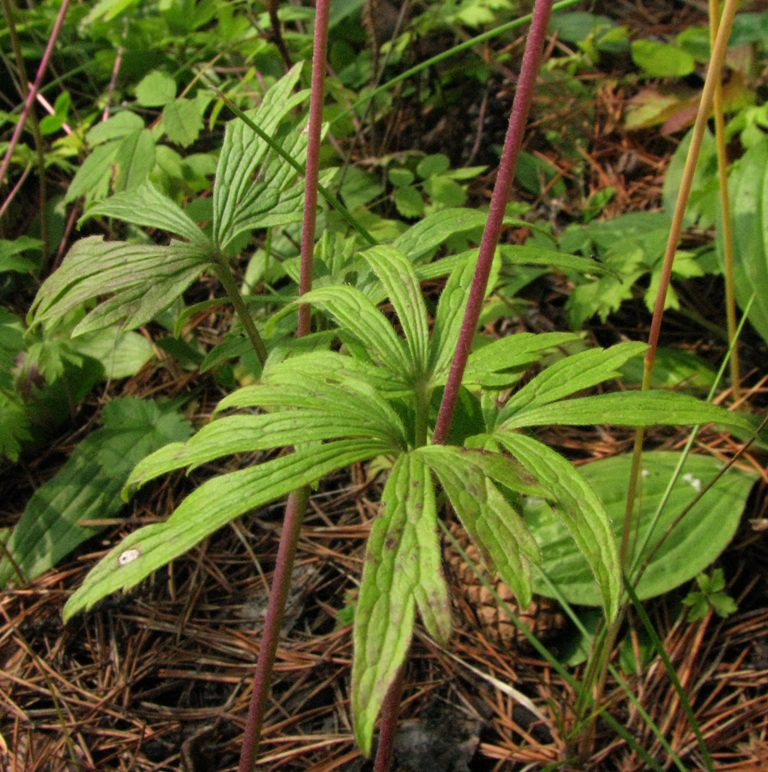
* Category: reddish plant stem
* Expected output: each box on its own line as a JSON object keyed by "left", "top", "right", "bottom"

{"left": 238, "top": 487, "right": 310, "bottom": 771}
{"left": 238, "top": 2, "right": 331, "bottom": 769}
{"left": 373, "top": 665, "right": 405, "bottom": 772}
{"left": 298, "top": 0, "right": 329, "bottom": 336}
{"left": 0, "top": 0, "right": 69, "bottom": 187}
{"left": 432, "top": 0, "right": 553, "bottom": 445}
{"left": 372, "top": 4, "right": 555, "bottom": 770}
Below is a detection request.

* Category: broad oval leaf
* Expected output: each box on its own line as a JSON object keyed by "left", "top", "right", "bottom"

{"left": 524, "top": 451, "right": 757, "bottom": 605}
{"left": 719, "top": 138, "right": 768, "bottom": 345}
{"left": 0, "top": 399, "right": 191, "bottom": 587}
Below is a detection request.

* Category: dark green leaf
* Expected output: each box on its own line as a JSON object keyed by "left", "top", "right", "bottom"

{"left": 0, "top": 399, "right": 191, "bottom": 587}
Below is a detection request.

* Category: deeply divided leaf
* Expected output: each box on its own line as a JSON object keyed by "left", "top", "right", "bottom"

{"left": 418, "top": 445, "right": 545, "bottom": 609}
{"left": 352, "top": 452, "right": 450, "bottom": 756}
{"left": 493, "top": 432, "right": 621, "bottom": 621}
{"left": 28, "top": 238, "right": 208, "bottom": 335}
{"left": 64, "top": 439, "right": 388, "bottom": 620}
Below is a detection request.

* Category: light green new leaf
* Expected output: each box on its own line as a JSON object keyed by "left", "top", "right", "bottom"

{"left": 361, "top": 246, "right": 429, "bottom": 376}
{"left": 0, "top": 399, "right": 191, "bottom": 587}
{"left": 524, "top": 452, "right": 756, "bottom": 606}
{"left": 494, "top": 432, "right": 621, "bottom": 621}
{"left": 261, "top": 349, "right": 408, "bottom": 399}
{"left": 125, "top": 412, "right": 394, "bottom": 493}
{"left": 352, "top": 452, "right": 451, "bottom": 755}
{"left": 135, "top": 70, "right": 176, "bottom": 107}
{"left": 127, "top": 377, "right": 406, "bottom": 493}
{"left": 418, "top": 445, "right": 544, "bottom": 608}
{"left": 464, "top": 332, "right": 579, "bottom": 389}
{"left": 112, "top": 128, "right": 155, "bottom": 193}
{"left": 213, "top": 64, "right": 308, "bottom": 250}
{"left": 499, "top": 390, "right": 759, "bottom": 434}
{"left": 87, "top": 182, "right": 211, "bottom": 249}
{"left": 429, "top": 255, "right": 474, "bottom": 381}
{"left": 496, "top": 342, "right": 647, "bottom": 425}
{"left": 393, "top": 208, "right": 487, "bottom": 261}
{"left": 64, "top": 438, "right": 388, "bottom": 620}
{"left": 222, "top": 369, "right": 407, "bottom": 446}
{"left": 300, "top": 286, "right": 412, "bottom": 382}
{"left": 163, "top": 98, "right": 204, "bottom": 148}
{"left": 28, "top": 238, "right": 208, "bottom": 335}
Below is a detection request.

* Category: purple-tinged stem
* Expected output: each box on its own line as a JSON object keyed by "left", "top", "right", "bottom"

{"left": 238, "top": 2, "right": 331, "bottom": 769}
{"left": 373, "top": 665, "right": 405, "bottom": 772}
{"left": 0, "top": 0, "right": 70, "bottom": 189}
{"left": 238, "top": 487, "right": 310, "bottom": 771}
{"left": 372, "top": 4, "right": 555, "bottom": 769}
{"left": 432, "top": 0, "right": 554, "bottom": 445}
{"left": 298, "top": 0, "right": 330, "bottom": 336}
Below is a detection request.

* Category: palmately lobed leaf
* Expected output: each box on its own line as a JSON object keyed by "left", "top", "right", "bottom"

{"left": 417, "top": 444, "right": 547, "bottom": 608}
{"left": 494, "top": 432, "right": 621, "bottom": 621}
{"left": 28, "top": 238, "right": 208, "bottom": 336}
{"left": 361, "top": 246, "right": 430, "bottom": 378}
{"left": 496, "top": 341, "right": 648, "bottom": 423}
{"left": 352, "top": 452, "right": 451, "bottom": 756}
{"left": 300, "top": 285, "right": 413, "bottom": 383}
{"left": 213, "top": 63, "right": 309, "bottom": 250}
{"left": 65, "top": 439, "right": 389, "bottom": 621}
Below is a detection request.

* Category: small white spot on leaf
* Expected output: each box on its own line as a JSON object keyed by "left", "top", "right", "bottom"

{"left": 683, "top": 473, "right": 702, "bottom": 492}
{"left": 118, "top": 548, "right": 141, "bottom": 566}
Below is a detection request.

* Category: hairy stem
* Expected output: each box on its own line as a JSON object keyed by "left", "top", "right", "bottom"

{"left": 211, "top": 257, "right": 268, "bottom": 366}
{"left": 433, "top": 0, "right": 553, "bottom": 444}
{"left": 374, "top": 3, "right": 554, "bottom": 768}
{"left": 238, "top": 2, "right": 331, "bottom": 768}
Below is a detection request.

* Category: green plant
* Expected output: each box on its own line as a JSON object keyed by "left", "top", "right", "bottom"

{"left": 682, "top": 568, "right": 737, "bottom": 621}
{"left": 4, "top": 0, "right": 766, "bottom": 769}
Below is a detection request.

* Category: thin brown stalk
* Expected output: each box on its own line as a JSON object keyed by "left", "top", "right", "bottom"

{"left": 709, "top": 0, "right": 740, "bottom": 400}
{"left": 238, "top": 1, "right": 331, "bottom": 768}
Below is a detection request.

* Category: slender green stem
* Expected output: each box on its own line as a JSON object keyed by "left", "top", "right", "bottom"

{"left": 210, "top": 254, "right": 268, "bottom": 366}
{"left": 586, "top": 0, "right": 741, "bottom": 760}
